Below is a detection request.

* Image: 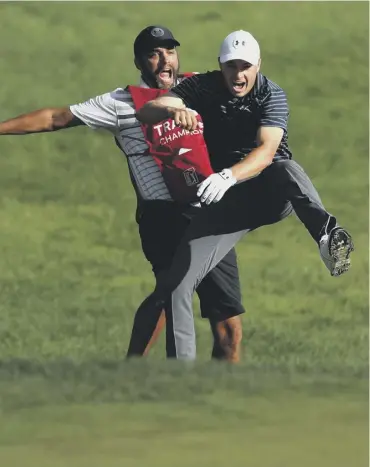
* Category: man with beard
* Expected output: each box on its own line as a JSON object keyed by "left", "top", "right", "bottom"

{"left": 135, "top": 29, "right": 355, "bottom": 360}
{"left": 0, "top": 26, "right": 245, "bottom": 362}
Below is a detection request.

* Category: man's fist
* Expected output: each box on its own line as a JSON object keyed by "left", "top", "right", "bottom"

{"left": 197, "top": 169, "right": 237, "bottom": 205}
{"left": 168, "top": 108, "right": 198, "bottom": 131}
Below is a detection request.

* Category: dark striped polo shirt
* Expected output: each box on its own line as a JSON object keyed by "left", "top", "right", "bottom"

{"left": 171, "top": 71, "right": 292, "bottom": 171}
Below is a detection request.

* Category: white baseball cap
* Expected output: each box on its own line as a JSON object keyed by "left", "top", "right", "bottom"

{"left": 219, "top": 30, "right": 260, "bottom": 65}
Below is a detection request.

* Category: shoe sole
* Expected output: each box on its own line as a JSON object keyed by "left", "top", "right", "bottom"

{"left": 329, "top": 229, "right": 354, "bottom": 277}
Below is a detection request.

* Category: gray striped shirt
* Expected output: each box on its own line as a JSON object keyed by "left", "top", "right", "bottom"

{"left": 70, "top": 80, "right": 174, "bottom": 201}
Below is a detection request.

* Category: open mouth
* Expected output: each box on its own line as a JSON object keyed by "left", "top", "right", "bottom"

{"left": 157, "top": 68, "right": 173, "bottom": 84}
{"left": 232, "top": 81, "right": 246, "bottom": 93}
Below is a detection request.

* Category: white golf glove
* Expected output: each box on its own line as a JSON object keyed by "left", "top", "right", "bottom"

{"left": 197, "top": 169, "right": 237, "bottom": 205}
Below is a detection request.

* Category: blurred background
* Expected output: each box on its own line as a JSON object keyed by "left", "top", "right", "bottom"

{"left": 0, "top": 2, "right": 368, "bottom": 466}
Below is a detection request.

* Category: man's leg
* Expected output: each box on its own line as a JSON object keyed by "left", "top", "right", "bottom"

{"left": 127, "top": 204, "right": 246, "bottom": 358}
{"left": 142, "top": 311, "right": 166, "bottom": 356}
{"left": 209, "top": 316, "right": 243, "bottom": 363}
{"left": 163, "top": 227, "right": 248, "bottom": 360}
{"left": 127, "top": 231, "right": 245, "bottom": 359}
{"left": 127, "top": 291, "right": 244, "bottom": 360}
{"left": 268, "top": 160, "right": 354, "bottom": 275}
{"left": 158, "top": 183, "right": 292, "bottom": 359}
{"left": 127, "top": 203, "right": 182, "bottom": 357}
{"left": 196, "top": 247, "right": 244, "bottom": 363}
{"left": 127, "top": 307, "right": 166, "bottom": 357}
{"left": 268, "top": 160, "right": 335, "bottom": 241}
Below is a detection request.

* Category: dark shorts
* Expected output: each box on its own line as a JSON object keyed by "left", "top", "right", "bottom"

{"left": 138, "top": 201, "right": 245, "bottom": 321}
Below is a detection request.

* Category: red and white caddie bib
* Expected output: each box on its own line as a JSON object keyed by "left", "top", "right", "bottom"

{"left": 128, "top": 79, "right": 214, "bottom": 203}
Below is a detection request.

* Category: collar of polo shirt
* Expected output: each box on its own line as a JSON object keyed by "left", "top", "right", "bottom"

{"left": 251, "top": 72, "right": 263, "bottom": 96}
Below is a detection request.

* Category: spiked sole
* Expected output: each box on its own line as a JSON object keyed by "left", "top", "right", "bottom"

{"left": 329, "top": 229, "right": 354, "bottom": 276}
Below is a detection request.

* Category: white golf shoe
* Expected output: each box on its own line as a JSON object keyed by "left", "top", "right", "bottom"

{"left": 319, "top": 227, "right": 354, "bottom": 276}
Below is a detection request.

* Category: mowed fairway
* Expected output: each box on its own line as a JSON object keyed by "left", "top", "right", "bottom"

{"left": 0, "top": 392, "right": 367, "bottom": 467}
{"left": 0, "top": 2, "right": 368, "bottom": 466}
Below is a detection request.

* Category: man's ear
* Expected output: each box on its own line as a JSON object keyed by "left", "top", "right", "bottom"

{"left": 257, "top": 58, "right": 261, "bottom": 72}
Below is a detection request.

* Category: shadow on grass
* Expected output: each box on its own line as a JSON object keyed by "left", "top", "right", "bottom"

{"left": 0, "top": 358, "right": 367, "bottom": 411}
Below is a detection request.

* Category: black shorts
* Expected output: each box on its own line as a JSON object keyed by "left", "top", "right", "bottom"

{"left": 138, "top": 201, "right": 245, "bottom": 322}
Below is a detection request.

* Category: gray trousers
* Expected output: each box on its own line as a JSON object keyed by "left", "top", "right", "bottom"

{"left": 134, "top": 159, "right": 336, "bottom": 359}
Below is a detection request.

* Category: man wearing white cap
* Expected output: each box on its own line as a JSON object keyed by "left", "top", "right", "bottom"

{"left": 135, "top": 30, "right": 355, "bottom": 360}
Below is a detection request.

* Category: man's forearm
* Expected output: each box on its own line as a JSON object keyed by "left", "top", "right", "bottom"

{"left": 0, "top": 108, "right": 80, "bottom": 135}
{"left": 229, "top": 145, "right": 275, "bottom": 181}
{"left": 136, "top": 101, "right": 173, "bottom": 125}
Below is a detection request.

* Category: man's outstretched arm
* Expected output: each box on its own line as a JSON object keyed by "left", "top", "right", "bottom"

{"left": 0, "top": 107, "right": 84, "bottom": 135}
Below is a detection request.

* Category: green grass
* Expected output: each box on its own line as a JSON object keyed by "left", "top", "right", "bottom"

{"left": 0, "top": 393, "right": 367, "bottom": 467}
{"left": 0, "top": 361, "right": 368, "bottom": 466}
{"left": 0, "top": 1, "right": 368, "bottom": 465}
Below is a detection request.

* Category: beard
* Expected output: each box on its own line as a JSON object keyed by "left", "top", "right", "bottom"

{"left": 155, "top": 70, "right": 179, "bottom": 89}
{"left": 139, "top": 58, "right": 180, "bottom": 90}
